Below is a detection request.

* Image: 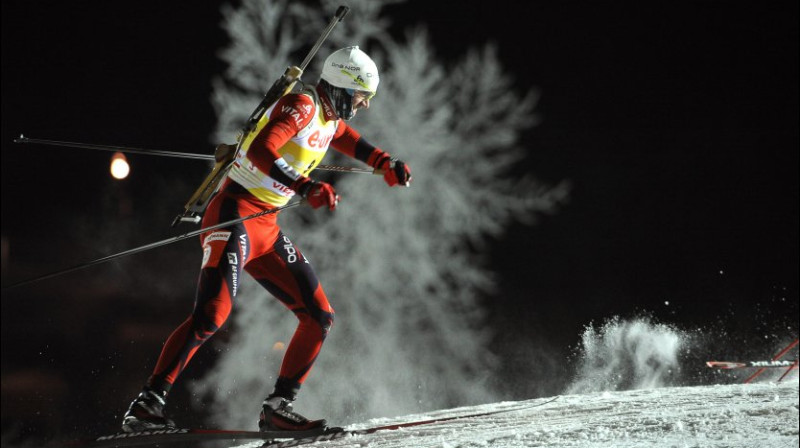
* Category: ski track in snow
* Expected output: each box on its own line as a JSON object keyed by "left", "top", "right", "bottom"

{"left": 228, "top": 381, "right": 798, "bottom": 448}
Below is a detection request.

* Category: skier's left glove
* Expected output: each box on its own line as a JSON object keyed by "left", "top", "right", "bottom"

{"left": 377, "top": 158, "right": 412, "bottom": 187}
{"left": 292, "top": 178, "right": 340, "bottom": 210}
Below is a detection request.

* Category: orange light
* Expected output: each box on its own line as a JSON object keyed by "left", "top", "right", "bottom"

{"left": 110, "top": 152, "right": 130, "bottom": 179}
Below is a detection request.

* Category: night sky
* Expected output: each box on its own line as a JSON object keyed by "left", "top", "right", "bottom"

{"left": 2, "top": 0, "right": 798, "bottom": 442}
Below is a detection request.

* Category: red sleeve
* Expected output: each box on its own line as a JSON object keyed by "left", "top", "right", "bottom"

{"left": 248, "top": 94, "right": 315, "bottom": 178}
{"left": 330, "top": 121, "right": 389, "bottom": 167}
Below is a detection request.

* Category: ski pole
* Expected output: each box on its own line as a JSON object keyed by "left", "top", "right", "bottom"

{"left": 2, "top": 201, "right": 303, "bottom": 291}
{"left": 13, "top": 135, "right": 378, "bottom": 174}
{"left": 776, "top": 359, "right": 798, "bottom": 382}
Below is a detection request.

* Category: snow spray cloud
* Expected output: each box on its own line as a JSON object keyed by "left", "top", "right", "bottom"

{"left": 566, "top": 317, "right": 685, "bottom": 394}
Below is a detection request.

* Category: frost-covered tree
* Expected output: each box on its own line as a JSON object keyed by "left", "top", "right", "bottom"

{"left": 191, "top": 0, "right": 569, "bottom": 427}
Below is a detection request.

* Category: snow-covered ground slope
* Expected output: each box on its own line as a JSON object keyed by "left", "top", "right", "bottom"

{"left": 237, "top": 380, "right": 798, "bottom": 448}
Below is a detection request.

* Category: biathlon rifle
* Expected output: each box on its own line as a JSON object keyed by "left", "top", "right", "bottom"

{"left": 171, "top": 5, "right": 350, "bottom": 227}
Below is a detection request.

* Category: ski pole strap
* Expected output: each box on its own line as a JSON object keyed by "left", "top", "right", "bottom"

{"left": 3, "top": 201, "right": 303, "bottom": 291}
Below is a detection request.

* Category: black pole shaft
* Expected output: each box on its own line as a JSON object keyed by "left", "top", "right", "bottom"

{"left": 14, "top": 136, "right": 377, "bottom": 173}
{"left": 3, "top": 201, "right": 303, "bottom": 291}
{"left": 14, "top": 135, "right": 213, "bottom": 160}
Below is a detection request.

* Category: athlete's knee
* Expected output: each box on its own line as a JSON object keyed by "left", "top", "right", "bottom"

{"left": 313, "top": 287, "right": 334, "bottom": 335}
{"left": 192, "top": 295, "right": 232, "bottom": 335}
{"left": 297, "top": 310, "right": 334, "bottom": 337}
{"left": 319, "top": 311, "right": 334, "bottom": 336}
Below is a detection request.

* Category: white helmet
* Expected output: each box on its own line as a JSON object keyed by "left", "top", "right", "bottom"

{"left": 319, "top": 46, "right": 379, "bottom": 120}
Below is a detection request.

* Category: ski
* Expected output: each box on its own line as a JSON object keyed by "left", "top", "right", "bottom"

{"left": 706, "top": 360, "right": 797, "bottom": 369}
{"left": 706, "top": 338, "right": 799, "bottom": 383}
{"left": 81, "top": 426, "right": 337, "bottom": 447}
{"left": 262, "top": 396, "right": 560, "bottom": 448}
{"left": 78, "top": 396, "right": 559, "bottom": 448}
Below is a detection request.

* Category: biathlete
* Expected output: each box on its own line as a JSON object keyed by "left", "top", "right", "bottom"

{"left": 121, "top": 46, "right": 411, "bottom": 433}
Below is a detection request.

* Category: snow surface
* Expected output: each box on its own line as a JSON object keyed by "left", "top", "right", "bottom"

{"left": 229, "top": 381, "right": 799, "bottom": 448}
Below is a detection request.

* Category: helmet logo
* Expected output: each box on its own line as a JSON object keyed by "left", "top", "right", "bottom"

{"left": 331, "top": 62, "right": 360, "bottom": 72}
{"left": 341, "top": 70, "right": 371, "bottom": 91}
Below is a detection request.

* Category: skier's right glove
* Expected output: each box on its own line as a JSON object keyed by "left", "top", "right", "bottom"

{"left": 292, "top": 178, "right": 340, "bottom": 211}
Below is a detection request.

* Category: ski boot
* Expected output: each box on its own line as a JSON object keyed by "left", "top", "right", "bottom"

{"left": 258, "top": 396, "right": 328, "bottom": 432}
{"left": 121, "top": 388, "right": 176, "bottom": 432}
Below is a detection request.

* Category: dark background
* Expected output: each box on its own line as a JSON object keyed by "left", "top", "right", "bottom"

{"left": 2, "top": 0, "right": 797, "bottom": 444}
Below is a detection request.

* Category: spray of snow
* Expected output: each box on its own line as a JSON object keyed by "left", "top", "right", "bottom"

{"left": 562, "top": 313, "right": 799, "bottom": 394}
{"left": 566, "top": 317, "right": 685, "bottom": 394}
